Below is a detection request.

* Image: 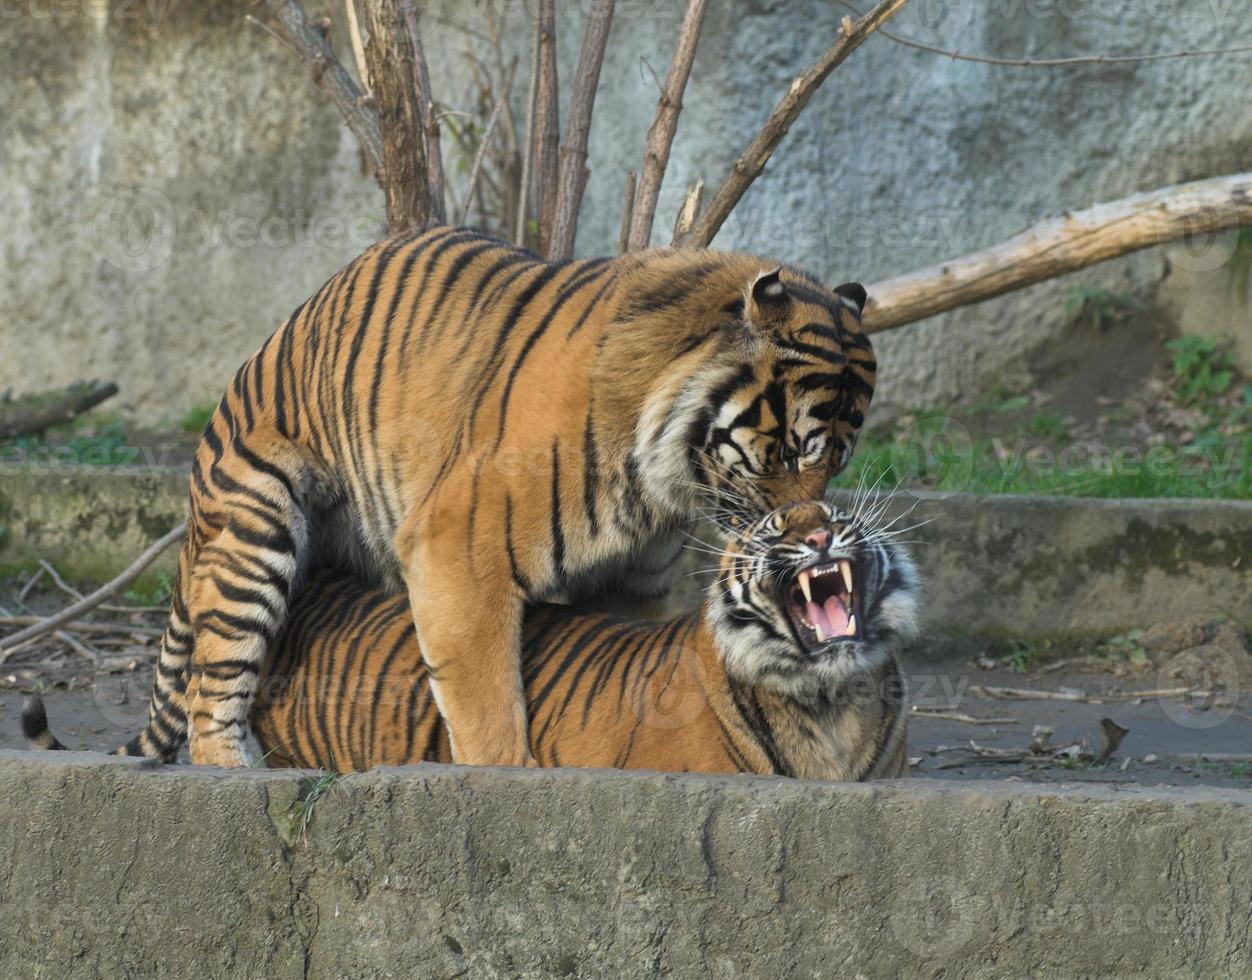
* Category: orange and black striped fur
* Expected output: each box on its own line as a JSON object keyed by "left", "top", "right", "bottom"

{"left": 112, "top": 227, "right": 876, "bottom": 767}
{"left": 232, "top": 500, "right": 917, "bottom": 778}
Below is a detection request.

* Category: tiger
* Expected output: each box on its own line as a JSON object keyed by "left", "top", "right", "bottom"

{"left": 116, "top": 225, "right": 876, "bottom": 768}
{"left": 24, "top": 501, "right": 919, "bottom": 779}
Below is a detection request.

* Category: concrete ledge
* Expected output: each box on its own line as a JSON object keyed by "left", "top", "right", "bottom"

{"left": 1, "top": 469, "right": 1249, "bottom": 644}
{"left": 0, "top": 750, "right": 1249, "bottom": 978}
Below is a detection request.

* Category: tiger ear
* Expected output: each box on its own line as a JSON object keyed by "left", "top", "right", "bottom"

{"left": 833, "top": 281, "right": 867, "bottom": 316}
{"left": 751, "top": 267, "right": 787, "bottom": 307}
{"left": 747, "top": 267, "right": 789, "bottom": 330}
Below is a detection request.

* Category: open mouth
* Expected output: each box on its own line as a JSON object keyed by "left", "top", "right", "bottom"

{"left": 783, "top": 559, "right": 860, "bottom": 651}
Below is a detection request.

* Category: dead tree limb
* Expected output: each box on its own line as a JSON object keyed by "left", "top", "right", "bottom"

{"left": 0, "top": 524, "right": 186, "bottom": 659}
{"left": 627, "top": 0, "right": 707, "bottom": 251}
{"left": 356, "top": 0, "right": 435, "bottom": 233}
{"left": 618, "top": 170, "right": 637, "bottom": 254}
{"left": 533, "top": 0, "right": 561, "bottom": 253}
{"left": 0, "top": 381, "right": 118, "bottom": 440}
{"left": 458, "top": 96, "right": 505, "bottom": 227}
{"left": 863, "top": 171, "right": 1252, "bottom": 333}
{"left": 402, "top": 1, "right": 446, "bottom": 223}
{"left": 260, "top": 0, "right": 384, "bottom": 174}
{"left": 548, "top": 0, "right": 616, "bottom": 260}
{"left": 674, "top": 0, "right": 911, "bottom": 249}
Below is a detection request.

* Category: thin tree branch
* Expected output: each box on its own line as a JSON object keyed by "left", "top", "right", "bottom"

{"left": 0, "top": 524, "right": 187, "bottom": 658}
{"left": 618, "top": 169, "right": 637, "bottom": 254}
{"left": 627, "top": 0, "right": 706, "bottom": 251}
{"left": 863, "top": 172, "right": 1252, "bottom": 332}
{"left": 548, "top": 0, "right": 616, "bottom": 260}
{"left": 533, "top": 0, "right": 560, "bottom": 254}
{"left": 458, "top": 97, "right": 505, "bottom": 227}
{"left": 343, "top": 0, "right": 370, "bottom": 89}
{"left": 516, "top": 6, "right": 542, "bottom": 245}
{"left": 674, "top": 0, "right": 911, "bottom": 248}
{"left": 259, "top": 0, "right": 384, "bottom": 174}
{"left": 837, "top": 0, "right": 1252, "bottom": 67}
{"left": 402, "top": 1, "right": 446, "bottom": 223}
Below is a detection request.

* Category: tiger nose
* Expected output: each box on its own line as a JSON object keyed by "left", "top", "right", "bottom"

{"left": 804, "top": 528, "right": 832, "bottom": 552}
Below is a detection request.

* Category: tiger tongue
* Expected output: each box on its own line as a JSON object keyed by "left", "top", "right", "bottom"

{"left": 804, "top": 596, "right": 850, "bottom": 638}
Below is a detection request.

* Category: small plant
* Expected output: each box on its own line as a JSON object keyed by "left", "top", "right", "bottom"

{"left": 124, "top": 570, "right": 174, "bottom": 606}
{"left": 180, "top": 401, "right": 218, "bottom": 434}
{"left": 1001, "top": 642, "right": 1042, "bottom": 673}
{"left": 1098, "top": 630, "right": 1149, "bottom": 665}
{"left": 1026, "top": 410, "right": 1070, "bottom": 442}
{"left": 1166, "top": 336, "right": 1236, "bottom": 403}
{"left": 1065, "top": 285, "right": 1133, "bottom": 331}
{"left": 1231, "top": 762, "right": 1249, "bottom": 779}
{"left": 292, "top": 769, "right": 342, "bottom": 841}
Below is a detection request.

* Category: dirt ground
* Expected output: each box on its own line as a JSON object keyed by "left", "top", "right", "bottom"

{"left": 2, "top": 580, "right": 1249, "bottom": 788}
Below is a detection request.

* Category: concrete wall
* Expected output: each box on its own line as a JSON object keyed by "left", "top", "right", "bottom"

{"left": 3, "top": 469, "right": 1249, "bottom": 648}
{"left": 1, "top": 750, "right": 1250, "bottom": 978}
{"left": 1, "top": 0, "right": 1250, "bottom": 424}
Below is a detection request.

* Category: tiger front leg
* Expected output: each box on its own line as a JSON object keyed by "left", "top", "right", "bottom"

{"left": 404, "top": 543, "right": 534, "bottom": 768}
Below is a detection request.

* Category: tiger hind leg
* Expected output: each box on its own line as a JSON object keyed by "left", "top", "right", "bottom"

{"left": 186, "top": 458, "right": 309, "bottom": 768}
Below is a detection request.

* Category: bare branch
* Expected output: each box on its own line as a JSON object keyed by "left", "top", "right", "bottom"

{"left": 260, "top": 0, "right": 384, "bottom": 173}
{"left": 863, "top": 172, "right": 1252, "bottom": 333}
{"left": 402, "top": 2, "right": 447, "bottom": 223}
{"left": 548, "top": 0, "right": 616, "bottom": 260}
{"left": 836, "top": 0, "right": 1252, "bottom": 68}
{"left": 618, "top": 170, "right": 637, "bottom": 254}
{"left": 674, "top": 0, "right": 910, "bottom": 248}
{"left": 0, "top": 524, "right": 187, "bottom": 658}
{"left": 627, "top": 0, "right": 707, "bottom": 251}
{"left": 356, "top": 0, "right": 431, "bottom": 233}
{"left": 343, "top": 0, "right": 370, "bottom": 89}
{"left": 0, "top": 380, "right": 117, "bottom": 439}
{"left": 458, "top": 97, "right": 505, "bottom": 227}
{"left": 516, "top": 7, "right": 542, "bottom": 245}
{"left": 533, "top": 0, "right": 560, "bottom": 253}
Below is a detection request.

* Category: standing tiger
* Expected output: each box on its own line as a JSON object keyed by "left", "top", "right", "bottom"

{"left": 24, "top": 501, "right": 918, "bottom": 778}
{"left": 123, "top": 226, "right": 876, "bottom": 768}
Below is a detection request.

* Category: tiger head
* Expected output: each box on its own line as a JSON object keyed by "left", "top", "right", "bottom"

{"left": 706, "top": 499, "right": 920, "bottom": 696}
{"left": 660, "top": 265, "right": 875, "bottom": 528}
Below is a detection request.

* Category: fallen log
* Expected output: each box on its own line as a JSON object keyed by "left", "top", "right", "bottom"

{"left": 0, "top": 380, "right": 119, "bottom": 440}
{"left": 863, "top": 172, "right": 1252, "bottom": 333}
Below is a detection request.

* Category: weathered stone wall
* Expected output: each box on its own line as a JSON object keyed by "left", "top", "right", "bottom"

{"left": 1, "top": 0, "right": 1250, "bottom": 423}
{"left": 0, "top": 751, "right": 1249, "bottom": 978}
{"left": 3, "top": 470, "right": 1250, "bottom": 648}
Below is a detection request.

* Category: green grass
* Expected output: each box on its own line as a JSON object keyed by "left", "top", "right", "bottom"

{"left": 1, "top": 418, "right": 134, "bottom": 468}
{"left": 842, "top": 337, "right": 1252, "bottom": 500}
{"left": 292, "top": 769, "right": 342, "bottom": 841}
{"left": 179, "top": 401, "right": 217, "bottom": 435}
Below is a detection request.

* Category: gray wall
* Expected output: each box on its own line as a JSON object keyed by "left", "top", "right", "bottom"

{"left": 2, "top": 0, "right": 1250, "bottom": 424}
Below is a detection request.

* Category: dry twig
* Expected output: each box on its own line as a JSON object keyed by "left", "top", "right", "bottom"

{"left": 533, "top": 0, "right": 560, "bottom": 253}
{"left": 626, "top": 0, "right": 707, "bottom": 251}
{"left": 0, "top": 524, "right": 185, "bottom": 658}
{"left": 258, "top": 0, "right": 384, "bottom": 173}
{"left": 618, "top": 170, "right": 637, "bottom": 255}
{"left": 0, "top": 381, "right": 118, "bottom": 440}
{"left": 674, "top": 0, "right": 910, "bottom": 248}
{"left": 548, "top": 0, "right": 616, "bottom": 260}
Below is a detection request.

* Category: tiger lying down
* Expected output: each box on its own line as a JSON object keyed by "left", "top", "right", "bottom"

{"left": 25, "top": 500, "right": 918, "bottom": 779}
